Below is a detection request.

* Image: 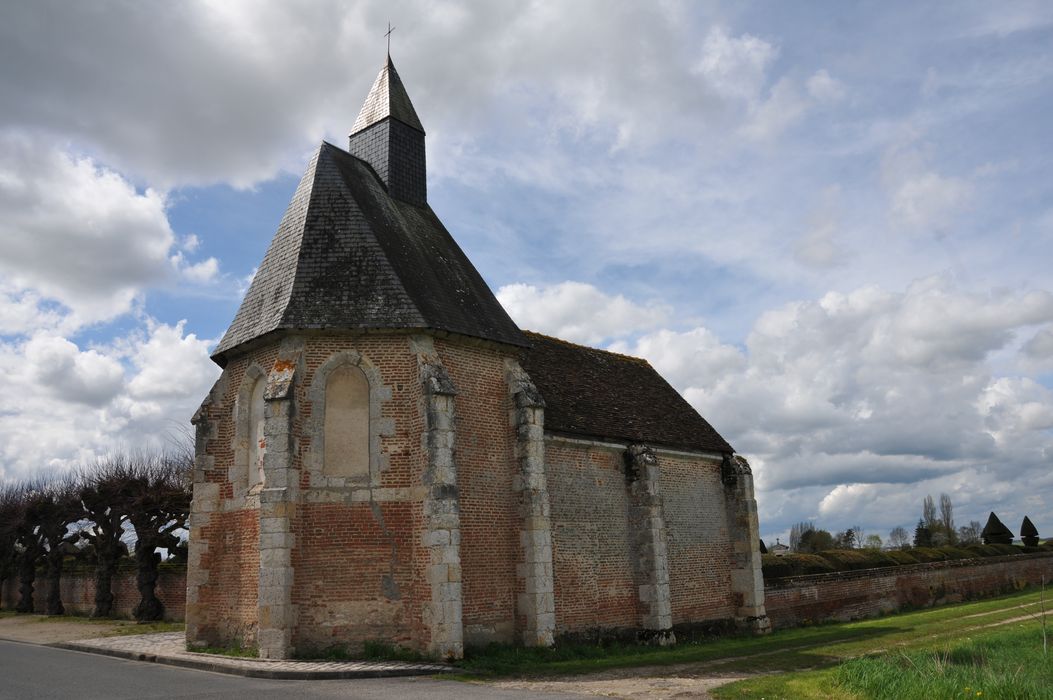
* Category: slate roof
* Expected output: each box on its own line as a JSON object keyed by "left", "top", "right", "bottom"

{"left": 519, "top": 331, "right": 734, "bottom": 454}
{"left": 212, "top": 141, "right": 528, "bottom": 364}
{"left": 350, "top": 56, "right": 424, "bottom": 135}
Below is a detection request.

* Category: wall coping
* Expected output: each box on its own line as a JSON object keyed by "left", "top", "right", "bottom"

{"left": 765, "top": 551, "right": 1053, "bottom": 589}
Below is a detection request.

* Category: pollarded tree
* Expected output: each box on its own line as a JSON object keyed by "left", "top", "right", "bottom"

{"left": 35, "top": 475, "right": 84, "bottom": 616}
{"left": 124, "top": 452, "right": 192, "bottom": 622}
{"left": 78, "top": 456, "right": 134, "bottom": 617}
{"left": 1021, "top": 516, "right": 1040, "bottom": 547}
{"left": 0, "top": 484, "right": 22, "bottom": 607}
{"left": 11, "top": 482, "right": 47, "bottom": 613}
{"left": 981, "top": 512, "right": 1014, "bottom": 546}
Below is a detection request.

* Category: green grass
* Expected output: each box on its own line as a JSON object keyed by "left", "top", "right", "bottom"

{"left": 188, "top": 641, "right": 259, "bottom": 658}
{"left": 102, "top": 620, "right": 184, "bottom": 636}
{"left": 715, "top": 622, "right": 1052, "bottom": 699}
{"left": 453, "top": 589, "right": 1049, "bottom": 679}
{"left": 0, "top": 609, "right": 183, "bottom": 636}
{"left": 835, "top": 624, "right": 1052, "bottom": 700}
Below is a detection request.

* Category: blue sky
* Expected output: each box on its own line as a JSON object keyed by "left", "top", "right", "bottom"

{"left": 1, "top": 1, "right": 1052, "bottom": 544}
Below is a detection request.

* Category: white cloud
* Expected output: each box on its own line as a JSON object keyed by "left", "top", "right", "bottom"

{"left": 1022, "top": 325, "right": 1053, "bottom": 368}
{"left": 609, "top": 328, "right": 744, "bottom": 393}
{"left": 693, "top": 27, "right": 778, "bottom": 104}
{"left": 740, "top": 77, "right": 812, "bottom": 141}
{"left": 883, "top": 145, "right": 973, "bottom": 235}
{"left": 890, "top": 171, "right": 972, "bottom": 233}
{"left": 24, "top": 334, "right": 125, "bottom": 407}
{"left": 0, "top": 320, "right": 219, "bottom": 481}
{"left": 611, "top": 279, "right": 1053, "bottom": 536}
{"left": 739, "top": 69, "right": 843, "bottom": 142}
{"left": 806, "top": 69, "right": 845, "bottom": 103}
{"left": 125, "top": 320, "right": 217, "bottom": 402}
{"left": 497, "top": 281, "right": 670, "bottom": 345}
{"left": 171, "top": 253, "right": 220, "bottom": 284}
{"left": 0, "top": 134, "right": 224, "bottom": 332}
{"left": 795, "top": 186, "right": 848, "bottom": 268}
{"left": 0, "top": 135, "right": 175, "bottom": 323}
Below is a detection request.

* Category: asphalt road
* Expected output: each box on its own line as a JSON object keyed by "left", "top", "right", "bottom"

{"left": 0, "top": 640, "right": 579, "bottom": 700}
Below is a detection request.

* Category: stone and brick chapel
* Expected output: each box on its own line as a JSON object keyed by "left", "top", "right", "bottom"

{"left": 187, "top": 54, "right": 769, "bottom": 660}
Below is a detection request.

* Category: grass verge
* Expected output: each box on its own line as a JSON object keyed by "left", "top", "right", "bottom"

{"left": 714, "top": 621, "right": 1053, "bottom": 699}
{"left": 453, "top": 589, "right": 1048, "bottom": 679}
{"left": 3, "top": 611, "right": 184, "bottom": 636}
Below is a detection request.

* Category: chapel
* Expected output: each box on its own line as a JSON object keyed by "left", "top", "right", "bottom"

{"left": 186, "top": 54, "right": 769, "bottom": 660}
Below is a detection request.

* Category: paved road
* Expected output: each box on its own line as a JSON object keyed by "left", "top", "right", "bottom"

{"left": 0, "top": 640, "right": 580, "bottom": 700}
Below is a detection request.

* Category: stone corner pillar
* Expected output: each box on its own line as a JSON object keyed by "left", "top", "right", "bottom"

{"left": 625, "top": 444, "right": 676, "bottom": 645}
{"left": 506, "top": 360, "right": 555, "bottom": 648}
{"left": 257, "top": 348, "right": 301, "bottom": 659}
{"left": 186, "top": 386, "right": 219, "bottom": 647}
{"left": 721, "top": 454, "right": 771, "bottom": 635}
{"left": 419, "top": 351, "right": 465, "bottom": 660}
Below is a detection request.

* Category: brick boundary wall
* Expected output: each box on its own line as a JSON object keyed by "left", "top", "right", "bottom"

{"left": 0, "top": 564, "right": 186, "bottom": 621}
{"left": 764, "top": 552, "right": 1053, "bottom": 629}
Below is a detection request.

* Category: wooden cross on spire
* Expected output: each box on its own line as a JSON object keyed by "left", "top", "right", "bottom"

{"left": 385, "top": 22, "right": 395, "bottom": 57}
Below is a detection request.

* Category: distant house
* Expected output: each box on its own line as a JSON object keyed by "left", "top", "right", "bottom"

{"left": 770, "top": 539, "right": 790, "bottom": 557}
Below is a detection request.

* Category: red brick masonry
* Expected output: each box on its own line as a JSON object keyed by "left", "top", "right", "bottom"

{"left": 764, "top": 551, "right": 1053, "bottom": 628}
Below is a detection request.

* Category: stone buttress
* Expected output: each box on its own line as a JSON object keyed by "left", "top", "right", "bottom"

{"left": 722, "top": 454, "right": 771, "bottom": 633}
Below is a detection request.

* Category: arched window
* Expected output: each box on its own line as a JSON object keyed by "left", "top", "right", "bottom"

{"left": 247, "top": 375, "right": 266, "bottom": 490}
{"left": 323, "top": 364, "right": 370, "bottom": 477}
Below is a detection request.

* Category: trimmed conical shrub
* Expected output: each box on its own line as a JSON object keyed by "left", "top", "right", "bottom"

{"left": 981, "top": 512, "right": 1014, "bottom": 545}
{"left": 1021, "top": 516, "right": 1040, "bottom": 547}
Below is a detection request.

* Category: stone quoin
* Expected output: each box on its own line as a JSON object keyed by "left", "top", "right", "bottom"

{"left": 186, "top": 53, "right": 769, "bottom": 660}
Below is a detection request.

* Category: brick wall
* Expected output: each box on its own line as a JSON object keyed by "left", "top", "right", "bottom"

{"left": 190, "top": 332, "right": 524, "bottom": 654}
{"left": 1, "top": 564, "right": 186, "bottom": 621}
{"left": 765, "top": 552, "right": 1053, "bottom": 628}
{"left": 547, "top": 441, "right": 640, "bottom": 635}
{"left": 435, "top": 338, "right": 519, "bottom": 646}
{"left": 659, "top": 454, "right": 736, "bottom": 625}
{"left": 291, "top": 335, "right": 425, "bottom": 652}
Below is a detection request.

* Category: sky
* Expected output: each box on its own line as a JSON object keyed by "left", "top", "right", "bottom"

{"left": 1, "top": 1, "right": 1052, "bottom": 545}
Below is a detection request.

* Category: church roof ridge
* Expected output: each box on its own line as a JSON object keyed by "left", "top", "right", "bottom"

{"left": 350, "top": 55, "right": 424, "bottom": 136}
{"left": 520, "top": 330, "right": 652, "bottom": 366}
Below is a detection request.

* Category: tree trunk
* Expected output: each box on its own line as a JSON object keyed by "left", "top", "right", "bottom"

{"left": 133, "top": 547, "right": 164, "bottom": 622}
{"left": 92, "top": 553, "right": 116, "bottom": 618}
{"left": 16, "top": 555, "right": 35, "bottom": 613}
{"left": 45, "top": 550, "right": 64, "bottom": 616}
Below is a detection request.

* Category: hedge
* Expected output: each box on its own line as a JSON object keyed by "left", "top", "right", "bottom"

{"left": 761, "top": 553, "right": 836, "bottom": 578}
{"left": 817, "top": 549, "right": 901, "bottom": 571}
{"left": 763, "top": 543, "right": 1039, "bottom": 580}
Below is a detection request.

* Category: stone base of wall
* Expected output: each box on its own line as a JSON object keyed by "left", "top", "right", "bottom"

{"left": 765, "top": 552, "right": 1053, "bottom": 629}
{"left": 0, "top": 564, "right": 186, "bottom": 621}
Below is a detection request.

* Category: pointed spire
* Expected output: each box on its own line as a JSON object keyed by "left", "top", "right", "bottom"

{"left": 350, "top": 56, "right": 424, "bottom": 136}
{"left": 981, "top": 512, "right": 1014, "bottom": 545}
{"left": 348, "top": 54, "right": 427, "bottom": 204}
{"left": 1021, "top": 516, "right": 1040, "bottom": 546}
